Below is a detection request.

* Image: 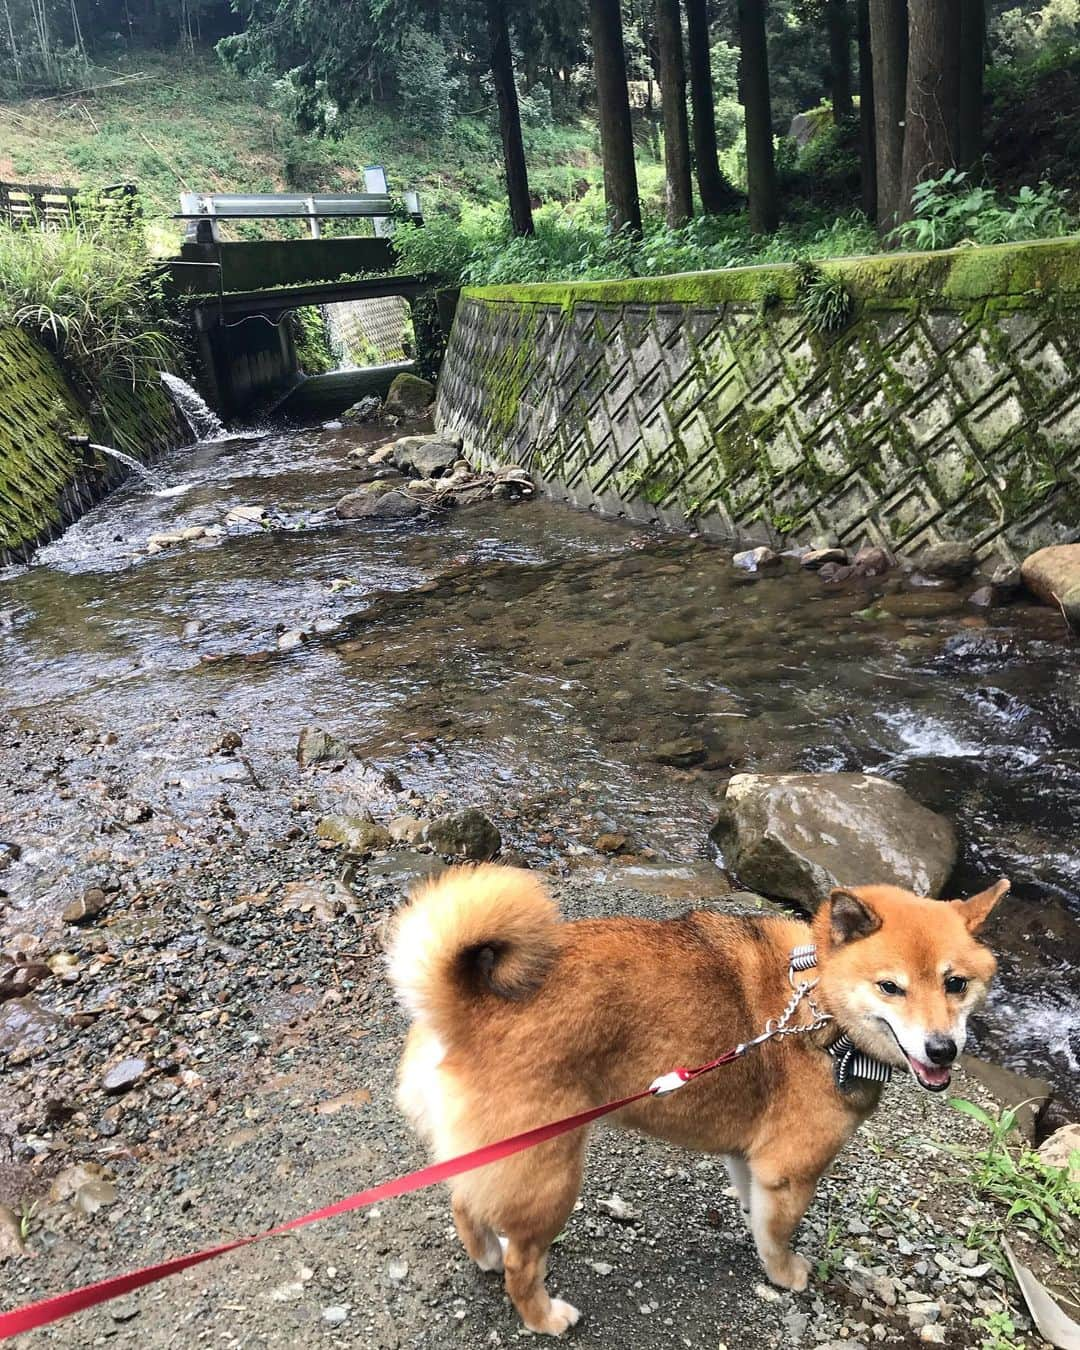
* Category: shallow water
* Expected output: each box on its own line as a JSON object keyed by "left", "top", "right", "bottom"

{"left": 1, "top": 422, "right": 1078, "bottom": 1096}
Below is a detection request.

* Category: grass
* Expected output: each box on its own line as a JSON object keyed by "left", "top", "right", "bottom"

{"left": 949, "top": 1098, "right": 1080, "bottom": 1268}
{"left": 0, "top": 214, "right": 175, "bottom": 387}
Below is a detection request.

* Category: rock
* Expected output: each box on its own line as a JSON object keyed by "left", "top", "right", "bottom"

{"left": 593, "top": 833, "right": 629, "bottom": 854}
{"left": 401, "top": 440, "right": 459, "bottom": 479}
{"left": 916, "top": 541, "right": 977, "bottom": 579}
{"left": 651, "top": 737, "right": 708, "bottom": 768}
{"left": 959, "top": 1057, "right": 1053, "bottom": 1142}
{"left": 0, "top": 1203, "right": 26, "bottom": 1261}
{"left": 337, "top": 488, "right": 421, "bottom": 521}
{"left": 423, "top": 808, "right": 501, "bottom": 861}
{"left": 62, "top": 886, "right": 108, "bottom": 924}
{"left": 322, "top": 1306, "right": 350, "bottom": 1325}
{"left": 316, "top": 815, "right": 392, "bottom": 854}
{"left": 101, "top": 1057, "right": 148, "bottom": 1094}
{"left": 967, "top": 586, "right": 995, "bottom": 610}
{"left": 225, "top": 505, "right": 267, "bottom": 526}
{"left": 296, "top": 726, "right": 350, "bottom": 769}
{"left": 1062, "top": 583, "right": 1080, "bottom": 633}
{"left": 852, "top": 545, "right": 892, "bottom": 577}
{"left": 801, "top": 548, "right": 848, "bottom": 570}
{"left": 0, "top": 841, "right": 21, "bottom": 872}
{"left": 340, "top": 395, "right": 380, "bottom": 424}
{"left": 712, "top": 772, "right": 957, "bottom": 907}
{"left": 277, "top": 629, "right": 306, "bottom": 651}
{"left": 384, "top": 373, "right": 435, "bottom": 420}
{"left": 732, "top": 546, "right": 781, "bottom": 573}
{"left": 1021, "top": 543, "right": 1080, "bottom": 610}
{"left": 1037, "top": 1123, "right": 1080, "bottom": 1181}
{"left": 388, "top": 815, "right": 426, "bottom": 844}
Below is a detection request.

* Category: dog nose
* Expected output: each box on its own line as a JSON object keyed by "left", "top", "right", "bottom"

{"left": 925, "top": 1034, "right": 957, "bottom": 1066}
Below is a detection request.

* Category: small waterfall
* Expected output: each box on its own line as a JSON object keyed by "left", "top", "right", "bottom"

{"left": 159, "top": 371, "right": 226, "bottom": 441}
{"left": 89, "top": 443, "right": 163, "bottom": 487}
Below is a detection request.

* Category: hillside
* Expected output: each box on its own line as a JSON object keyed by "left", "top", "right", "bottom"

{"left": 0, "top": 51, "right": 660, "bottom": 251}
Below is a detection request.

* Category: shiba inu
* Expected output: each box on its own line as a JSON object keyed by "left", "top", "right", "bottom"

{"left": 387, "top": 865, "right": 1007, "bottom": 1336}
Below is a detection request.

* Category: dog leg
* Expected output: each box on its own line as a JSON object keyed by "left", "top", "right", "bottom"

{"left": 452, "top": 1193, "right": 505, "bottom": 1273}
{"left": 747, "top": 1161, "right": 818, "bottom": 1293}
{"left": 503, "top": 1238, "right": 580, "bottom": 1336}
{"left": 722, "top": 1154, "right": 752, "bottom": 1226}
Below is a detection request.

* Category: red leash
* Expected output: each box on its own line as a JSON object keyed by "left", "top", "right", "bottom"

{"left": 0, "top": 1049, "right": 743, "bottom": 1340}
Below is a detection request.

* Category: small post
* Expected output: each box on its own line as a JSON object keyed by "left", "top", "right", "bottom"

{"left": 364, "top": 165, "right": 390, "bottom": 238}
{"left": 306, "top": 195, "right": 321, "bottom": 239}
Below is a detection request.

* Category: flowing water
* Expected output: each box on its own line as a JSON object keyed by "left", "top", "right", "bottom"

{"left": 89, "top": 442, "right": 163, "bottom": 487}
{"left": 159, "top": 371, "right": 226, "bottom": 441}
{"left": 1, "top": 421, "right": 1078, "bottom": 1101}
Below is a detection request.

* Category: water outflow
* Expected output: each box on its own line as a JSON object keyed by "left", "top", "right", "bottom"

{"left": 89, "top": 443, "right": 162, "bottom": 487}
{"left": 159, "top": 371, "right": 226, "bottom": 441}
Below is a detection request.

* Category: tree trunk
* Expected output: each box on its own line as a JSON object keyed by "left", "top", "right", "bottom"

{"left": 737, "top": 0, "right": 778, "bottom": 234}
{"left": 487, "top": 0, "right": 534, "bottom": 236}
{"left": 590, "top": 0, "right": 643, "bottom": 235}
{"left": 685, "top": 0, "right": 737, "bottom": 214}
{"left": 869, "top": 0, "right": 907, "bottom": 235}
{"left": 957, "top": 0, "right": 985, "bottom": 168}
{"left": 899, "top": 0, "right": 962, "bottom": 223}
{"left": 857, "top": 0, "right": 876, "bottom": 219}
{"left": 826, "top": 0, "right": 853, "bottom": 121}
{"left": 655, "top": 0, "right": 693, "bottom": 226}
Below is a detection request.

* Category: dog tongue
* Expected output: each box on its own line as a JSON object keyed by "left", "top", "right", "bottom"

{"left": 908, "top": 1055, "right": 950, "bottom": 1087}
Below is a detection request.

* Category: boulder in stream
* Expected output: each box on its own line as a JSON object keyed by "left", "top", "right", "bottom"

{"left": 712, "top": 771, "right": 957, "bottom": 907}
{"left": 423, "top": 808, "right": 501, "bottom": 861}
{"left": 915, "top": 541, "right": 977, "bottom": 580}
{"left": 335, "top": 486, "right": 421, "bottom": 521}
{"left": 296, "top": 726, "right": 350, "bottom": 769}
{"left": 1021, "top": 543, "right": 1080, "bottom": 631}
{"left": 384, "top": 373, "right": 435, "bottom": 420}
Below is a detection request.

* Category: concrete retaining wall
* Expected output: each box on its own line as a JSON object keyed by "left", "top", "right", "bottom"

{"left": 0, "top": 326, "right": 184, "bottom": 565}
{"left": 436, "top": 238, "right": 1080, "bottom": 562}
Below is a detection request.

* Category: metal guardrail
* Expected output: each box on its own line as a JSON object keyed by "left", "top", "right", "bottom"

{"left": 0, "top": 180, "right": 79, "bottom": 228}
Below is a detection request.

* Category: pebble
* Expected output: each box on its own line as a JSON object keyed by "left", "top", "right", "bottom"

{"left": 322, "top": 1305, "right": 350, "bottom": 1324}
{"left": 101, "top": 1057, "right": 148, "bottom": 1094}
{"left": 732, "top": 546, "right": 781, "bottom": 573}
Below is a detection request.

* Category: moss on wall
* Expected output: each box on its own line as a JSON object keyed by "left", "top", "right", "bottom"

{"left": 0, "top": 325, "right": 182, "bottom": 561}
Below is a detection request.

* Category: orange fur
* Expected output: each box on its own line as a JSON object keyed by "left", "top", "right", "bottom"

{"left": 387, "top": 866, "right": 1007, "bottom": 1336}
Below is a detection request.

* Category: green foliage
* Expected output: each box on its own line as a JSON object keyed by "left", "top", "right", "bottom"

{"left": 949, "top": 1098, "right": 1080, "bottom": 1264}
{"left": 0, "top": 218, "right": 175, "bottom": 389}
{"left": 290, "top": 306, "right": 336, "bottom": 375}
{"left": 991, "top": 0, "right": 1080, "bottom": 63}
{"left": 795, "top": 258, "right": 854, "bottom": 334}
{"left": 892, "top": 170, "right": 1075, "bottom": 251}
{"left": 972, "top": 1309, "right": 1027, "bottom": 1350}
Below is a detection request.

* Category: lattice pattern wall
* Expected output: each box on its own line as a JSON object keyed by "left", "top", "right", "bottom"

{"left": 437, "top": 250, "right": 1080, "bottom": 564}
{"left": 0, "top": 327, "right": 183, "bottom": 563}
{"left": 324, "top": 297, "right": 411, "bottom": 366}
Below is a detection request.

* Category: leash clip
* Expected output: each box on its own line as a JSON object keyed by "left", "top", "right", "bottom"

{"left": 649, "top": 1069, "right": 692, "bottom": 1096}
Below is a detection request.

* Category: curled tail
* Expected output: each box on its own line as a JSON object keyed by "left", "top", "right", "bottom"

{"left": 386, "top": 864, "right": 561, "bottom": 1047}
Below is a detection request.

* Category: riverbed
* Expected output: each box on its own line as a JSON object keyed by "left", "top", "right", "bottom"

{"left": 1, "top": 417, "right": 1078, "bottom": 1103}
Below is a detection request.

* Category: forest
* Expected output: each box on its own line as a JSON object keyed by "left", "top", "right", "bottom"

{"left": 1, "top": 1, "right": 1080, "bottom": 291}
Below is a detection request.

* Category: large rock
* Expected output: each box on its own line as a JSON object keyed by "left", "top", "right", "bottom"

{"left": 423, "top": 808, "right": 501, "bottom": 861}
{"left": 336, "top": 488, "right": 421, "bottom": 521}
{"left": 407, "top": 441, "right": 460, "bottom": 479}
{"left": 712, "top": 772, "right": 957, "bottom": 907}
{"left": 384, "top": 373, "right": 435, "bottom": 420}
{"left": 1021, "top": 544, "right": 1080, "bottom": 607}
{"left": 916, "top": 541, "right": 976, "bottom": 580}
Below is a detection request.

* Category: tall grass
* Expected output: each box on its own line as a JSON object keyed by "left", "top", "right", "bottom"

{"left": 0, "top": 217, "right": 176, "bottom": 389}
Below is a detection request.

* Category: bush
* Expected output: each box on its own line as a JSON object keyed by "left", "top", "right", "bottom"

{"left": 291, "top": 307, "right": 337, "bottom": 374}
{"left": 0, "top": 216, "right": 175, "bottom": 390}
{"left": 891, "top": 170, "right": 1075, "bottom": 250}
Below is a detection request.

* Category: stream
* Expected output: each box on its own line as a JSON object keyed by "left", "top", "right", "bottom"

{"left": 1, "top": 418, "right": 1078, "bottom": 1106}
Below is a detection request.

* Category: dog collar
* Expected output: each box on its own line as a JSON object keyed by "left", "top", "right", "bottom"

{"left": 788, "top": 944, "right": 893, "bottom": 1092}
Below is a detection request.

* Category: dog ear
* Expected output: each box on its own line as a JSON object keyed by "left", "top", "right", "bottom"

{"left": 951, "top": 878, "right": 1010, "bottom": 933}
{"left": 827, "top": 888, "right": 882, "bottom": 945}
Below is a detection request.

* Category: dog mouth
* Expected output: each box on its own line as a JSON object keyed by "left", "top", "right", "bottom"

{"left": 903, "top": 1054, "right": 952, "bottom": 1092}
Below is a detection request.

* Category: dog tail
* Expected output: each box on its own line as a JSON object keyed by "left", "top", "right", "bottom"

{"left": 386, "top": 864, "right": 561, "bottom": 1046}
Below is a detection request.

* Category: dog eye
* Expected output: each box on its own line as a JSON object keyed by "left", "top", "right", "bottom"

{"left": 877, "top": 980, "right": 905, "bottom": 997}
{"left": 945, "top": 975, "right": 968, "bottom": 995}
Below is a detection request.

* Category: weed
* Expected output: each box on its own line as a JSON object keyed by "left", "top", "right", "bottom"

{"left": 972, "top": 1308, "right": 1027, "bottom": 1350}
{"left": 794, "top": 259, "right": 854, "bottom": 335}
{"left": 815, "top": 1215, "right": 845, "bottom": 1283}
{"left": 892, "top": 170, "right": 1075, "bottom": 251}
{"left": 949, "top": 1098, "right": 1080, "bottom": 1264}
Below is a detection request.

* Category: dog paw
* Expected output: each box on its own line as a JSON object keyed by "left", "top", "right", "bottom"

{"left": 767, "top": 1252, "right": 811, "bottom": 1293}
{"left": 527, "top": 1299, "right": 581, "bottom": 1336}
{"left": 475, "top": 1234, "right": 507, "bottom": 1273}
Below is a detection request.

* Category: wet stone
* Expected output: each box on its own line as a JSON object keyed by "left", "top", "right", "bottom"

{"left": 423, "top": 808, "right": 501, "bottom": 861}
{"left": 62, "top": 886, "right": 109, "bottom": 924}
{"left": 101, "top": 1057, "right": 148, "bottom": 1094}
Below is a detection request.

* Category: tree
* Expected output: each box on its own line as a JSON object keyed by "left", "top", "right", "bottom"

{"left": 825, "top": 0, "right": 852, "bottom": 122}
{"left": 957, "top": 0, "right": 985, "bottom": 169}
{"left": 856, "top": 0, "right": 876, "bottom": 219}
{"left": 487, "top": 0, "right": 534, "bottom": 236}
{"left": 655, "top": 0, "right": 692, "bottom": 226}
{"left": 589, "top": 0, "right": 643, "bottom": 234}
{"left": 869, "top": 0, "right": 907, "bottom": 235}
{"left": 684, "top": 0, "right": 737, "bottom": 214}
{"left": 737, "top": 0, "right": 778, "bottom": 234}
{"left": 898, "top": 0, "right": 962, "bottom": 223}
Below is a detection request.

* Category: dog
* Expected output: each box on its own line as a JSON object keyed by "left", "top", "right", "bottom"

{"left": 387, "top": 865, "right": 1007, "bottom": 1335}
